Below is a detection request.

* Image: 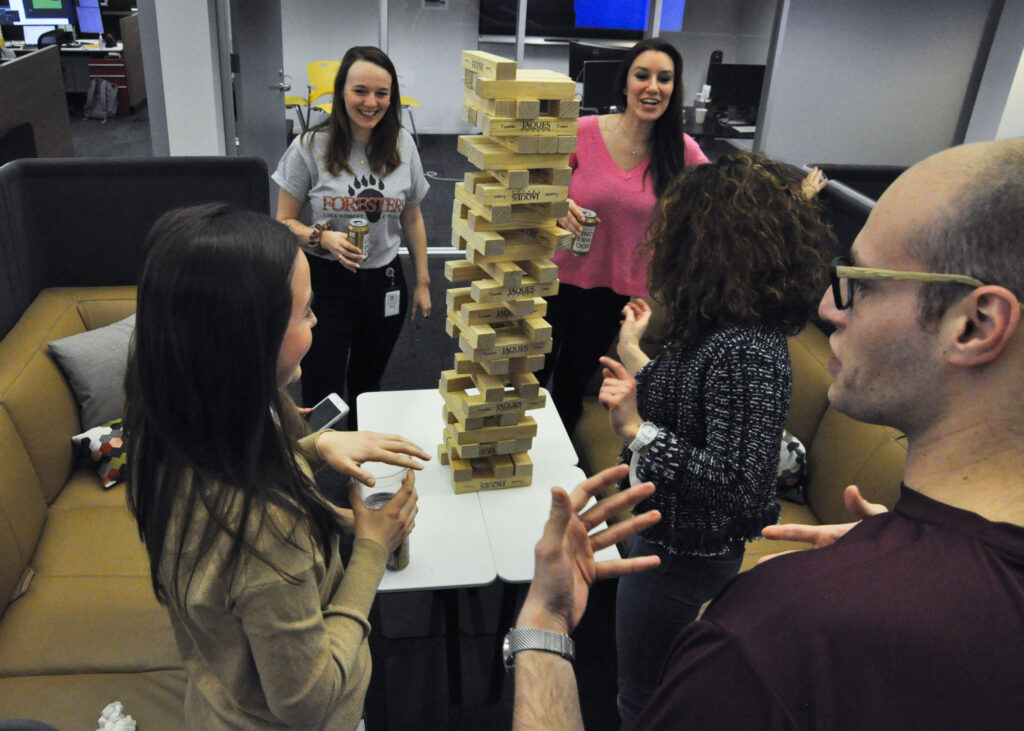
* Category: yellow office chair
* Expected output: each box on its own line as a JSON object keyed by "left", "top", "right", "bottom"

{"left": 285, "top": 60, "right": 341, "bottom": 131}
{"left": 400, "top": 96, "right": 422, "bottom": 148}
{"left": 310, "top": 96, "right": 422, "bottom": 147}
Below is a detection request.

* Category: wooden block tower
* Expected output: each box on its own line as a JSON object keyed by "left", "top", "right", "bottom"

{"left": 437, "top": 50, "right": 578, "bottom": 493}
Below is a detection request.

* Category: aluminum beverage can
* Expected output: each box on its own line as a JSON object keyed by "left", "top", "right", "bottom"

{"left": 571, "top": 209, "right": 598, "bottom": 256}
{"left": 348, "top": 217, "right": 369, "bottom": 256}
{"left": 363, "top": 492, "right": 410, "bottom": 570}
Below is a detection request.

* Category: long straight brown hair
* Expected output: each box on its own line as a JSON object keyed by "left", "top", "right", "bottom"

{"left": 305, "top": 46, "right": 403, "bottom": 177}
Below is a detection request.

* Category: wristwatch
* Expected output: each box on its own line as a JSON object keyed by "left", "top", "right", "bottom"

{"left": 502, "top": 627, "right": 575, "bottom": 671}
{"left": 628, "top": 421, "right": 659, "bottom": 453}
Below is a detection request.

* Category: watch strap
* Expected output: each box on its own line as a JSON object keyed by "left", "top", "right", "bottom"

{"left": 504, "top": 627, "right": 575, "bottom": 670}
{"left": 628, "top": 421, "right": 659, "bottom": 453}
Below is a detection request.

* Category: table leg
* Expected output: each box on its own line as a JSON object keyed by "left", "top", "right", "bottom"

{"left": 487, "top": 580, "right": 521, "bottom": 703}
{"left": 441, "top": 588, "right": 463, "bottom": 706}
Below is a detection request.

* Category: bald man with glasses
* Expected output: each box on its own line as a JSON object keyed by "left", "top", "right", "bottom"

{"left": 509, "top": 137, "right": 1024, "bottom": 730}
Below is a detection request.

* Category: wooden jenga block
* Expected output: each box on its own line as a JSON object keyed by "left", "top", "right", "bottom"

{"left": 471, "top": 369, "right": 507, "bottom": 401}
{"left": 491, "top": 168, "right": 532, "bottom": 189}
{"left": 465, "top": 239, "right": 551, "bottom": 266}
{"left": 514, "top": 99, "right": 540, "bottom": 119}
{"left": 511, "top": 452, "right": 533, "bottom": 478}
{"left": 522, "top": 315, "right": 552, "bottom": 343}
{"left": 534, "top": 167, "right": 574, "bottom": 187}
{"left": 458, "top": 329, "right": 552, "bottom": 365}
{"left": 472, "top": 177, "right": 569, "bottom": 207}
{"left": 439, "top": 369, "right": 475, "bottom": 393}
{"left": 475, "top": 115, "right": 578, "bottom": 137}
{"left": 470, "top": 276, "right": 558, "bottom": 304}
{"left": 454, "top": 182, "right": 511, "bottom": 223}
{"left": 448, "top": 287, "right": 544, "bottom": 324}
{"left": 510, "top": 371, "right": 541, "bottom": 400}
{"left": 453, "top": 352, "right": 544, "bottom": 376}
{"left": 447, "top": 416, "right": 538, "bottom": 446}
{"left": 462, "top": 50, "right": 517, "bottom": 80}
{"left": 453, "top": 199, "right": 564, "bottom": 233}
{"left": 443, "top": 257, "right": 486, "bottom": 283}
{"left": 473, "top": 70, "right": 576, "bottom": 101}
{"left": 540, "top": 98, "right": 580, "bottom": 118}
{"left": 458, "top": 135, "right": 569, "bottom": 172}
{"left": 451, "top": 218, "right": 509, "bottom": 256}
{"left": 492, "top": 134, "right": 562, "bottom": 155}
{"left": 463, "top": 88, "right": 517, "bottom": 119}
{"left": 520, "top": 257, "right": 558, "bottom": 284}
{"left": 446, "top": 311, "right": 497, "bottom": 350}
{"left": 471, "top": 298, "right": 542, "bottom": 325}
{"left": 557, "top": 136, "right": 578, "bottom": 154}
{"left": 477, "top": 259, "right": 525, "bottom": 287}
{"left": 444, "top": 403, "right": 485, "bottom": 431}
{"left": 443, "top": 432, "right": 533, "bottom": 460}
{"left": 464, "top": 69, "right": 475, "bottom": 89}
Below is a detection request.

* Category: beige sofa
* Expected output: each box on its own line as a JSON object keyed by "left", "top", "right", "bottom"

{"left": 0, "top": 287, "right": 186, "bottom": 729}
{"left": 574, "top": 318, "right": 909, "bottom": 573}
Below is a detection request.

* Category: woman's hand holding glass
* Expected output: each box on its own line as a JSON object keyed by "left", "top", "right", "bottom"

{"left": 598, "top": 356, "right": 643, "bottom": 443}
{"left": 314, "top": 430, "right": 430, "bottom": 486}
{"left": 348, "top": 469, "right": 417, "bottom": 553}
{"left": 319, "top": 229, "right": 365, "bottom": 273}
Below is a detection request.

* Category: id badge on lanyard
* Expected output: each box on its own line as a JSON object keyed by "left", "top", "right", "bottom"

{"left": 384, "top": 266, "right": 400, "bottom": 317}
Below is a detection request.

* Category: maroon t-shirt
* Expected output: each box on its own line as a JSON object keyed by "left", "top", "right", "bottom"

{"left": 637, "top": 486, "right": 1024, "bottom": 729}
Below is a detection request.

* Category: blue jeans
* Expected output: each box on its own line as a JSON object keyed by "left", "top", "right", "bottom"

{"left": 615, "top": 536, "right": 744, "bottom": 728}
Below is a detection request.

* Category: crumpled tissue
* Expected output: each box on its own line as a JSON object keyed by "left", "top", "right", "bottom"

{"left": 97, "top": 701, "right": 137, "bottom": 731}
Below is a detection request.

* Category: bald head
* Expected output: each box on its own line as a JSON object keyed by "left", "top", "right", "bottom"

{"left": 897, "top": 137, "right": 1024, "bottom": 324}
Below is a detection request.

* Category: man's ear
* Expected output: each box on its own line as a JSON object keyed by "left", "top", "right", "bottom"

{"left": 944, "top": 286, "right": 1020, "bottom": 366}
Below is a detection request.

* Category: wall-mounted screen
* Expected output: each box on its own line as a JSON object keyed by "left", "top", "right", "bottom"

{"left": 10, "top": 0, "right": 71, "bottom": 25}
{"left": 479, "top": 0, "right": 686, "bottom": 41}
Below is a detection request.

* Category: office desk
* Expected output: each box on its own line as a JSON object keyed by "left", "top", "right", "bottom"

{"left": 685, "top": 106, "right": 756, "bottom": 142}
{"left": 9, "top": 43, "right": 128, "bottom": 106}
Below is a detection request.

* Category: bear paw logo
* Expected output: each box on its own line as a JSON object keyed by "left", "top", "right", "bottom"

{"left": 348, "top": 174, "right": 386, "bottom": 223}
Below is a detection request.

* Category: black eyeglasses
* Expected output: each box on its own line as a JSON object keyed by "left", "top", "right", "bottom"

{"left": 829, "top": 256, "right": 985, "bottom": 310}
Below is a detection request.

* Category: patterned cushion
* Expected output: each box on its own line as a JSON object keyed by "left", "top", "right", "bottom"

{"left": 777, "top": 429, "right": 808, "bottom": 504}
{"left": 71, "top": 418, "right": 127, "bottom": 489}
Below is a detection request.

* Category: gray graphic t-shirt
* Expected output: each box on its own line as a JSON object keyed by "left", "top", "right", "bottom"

{"left": 272, "top": 128, "right": 429, "bottom": 269}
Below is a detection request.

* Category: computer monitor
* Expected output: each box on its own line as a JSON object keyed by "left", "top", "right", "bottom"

{"left": 706, "top": 63, "right": 765, "bottom": 123}
{"left": 73, "top": 0, "right": 101, "bottom": 34}
{"left": 10, "top": 0, "right": 71, "bottom": 25}
{"left": 568, "top": 41, "right": 628, "bottom": 82}
{"left": 581, "top": 59, "right": 622, "bottom": 114}
{"left": 21, "top": 22, "right": 55, "bottom": 44}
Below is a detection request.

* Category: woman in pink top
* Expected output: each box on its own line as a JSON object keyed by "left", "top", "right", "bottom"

{"left": 538, "top": 37, "right": 710, "bottom": 434}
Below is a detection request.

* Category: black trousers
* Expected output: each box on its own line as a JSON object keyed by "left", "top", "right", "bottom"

{"left": 536, "top": 282, "right": 630, "bottom": 435}
{"left": 301, "top": 253, "right": 408, "bottom": 428}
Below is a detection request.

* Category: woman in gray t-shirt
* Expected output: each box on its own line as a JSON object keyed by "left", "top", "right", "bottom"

{"left": 273, "top": 46, "right": 431, "bottom": 422}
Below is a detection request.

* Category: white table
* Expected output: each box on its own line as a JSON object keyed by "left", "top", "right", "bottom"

{"left": 357, "top": 387, "right": 578, "bottom": 481}
{"left": 477, "top": 463, "right": 622, "bottom": 583}
{"left": 375, "top": 493, "right": 495, "bottom": 593}
{"left": 357, "top": 388, "right": 594, "bottom": 704}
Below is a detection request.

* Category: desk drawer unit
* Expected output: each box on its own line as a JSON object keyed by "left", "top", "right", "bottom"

{"left": 88, "top": 57, "right": 130, "bottom": 115}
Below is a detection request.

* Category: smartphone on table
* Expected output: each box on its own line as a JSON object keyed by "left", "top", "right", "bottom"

{"left": 307, "top": 393, "right": 349, "bottom": 432}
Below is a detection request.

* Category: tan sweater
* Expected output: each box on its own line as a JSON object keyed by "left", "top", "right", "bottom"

{"left": 160, "top": 437, "right": 387, "bottom": 729}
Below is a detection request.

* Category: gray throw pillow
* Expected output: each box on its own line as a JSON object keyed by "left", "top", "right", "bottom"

{"left": 48, "top": 314, "right": 135, "bottom": 430}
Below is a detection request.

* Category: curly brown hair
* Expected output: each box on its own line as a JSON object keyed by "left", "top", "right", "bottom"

{"left": 646, "top": 152, "right": 834, "bottom": 345}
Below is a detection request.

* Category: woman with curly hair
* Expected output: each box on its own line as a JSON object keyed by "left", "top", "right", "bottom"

{"left": 598, "top": 152, "right": 834, "bottom": 727}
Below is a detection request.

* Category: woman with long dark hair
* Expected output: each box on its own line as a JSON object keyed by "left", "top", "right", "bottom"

{"left": 273, "top": 46, "right": 431, "bottom": 424}
{"left": 538, "top": 37, "right": 710, "bottom": 434}
{"left": 598, "top": 152, "right": 834, "bottom": 726}
{"left": 125, "top": 203, "right": 428, "bottom": 729}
